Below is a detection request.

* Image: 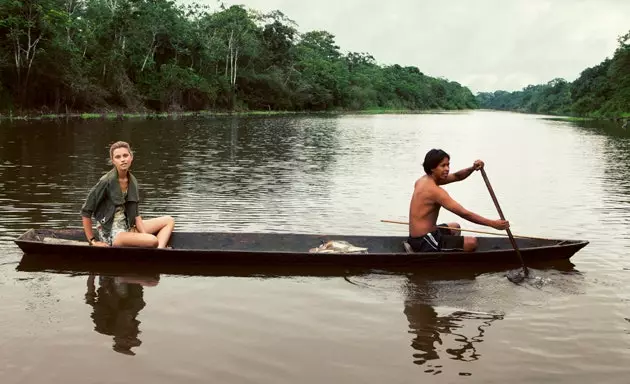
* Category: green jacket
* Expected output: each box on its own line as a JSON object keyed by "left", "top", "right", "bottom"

{"left": 80, "top": 168, "right": 140, "bottom": 233}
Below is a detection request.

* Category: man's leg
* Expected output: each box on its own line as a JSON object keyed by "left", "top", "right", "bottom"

{"left": 441, "top": 231, "right": 477, "bottom": 252}
{"left": 444, "top": 224, "right": 479, "bottom": 251}
{"left": 463, "top": 236, "right": 478, "bottom": 252}
{"left": 407, "top": 235, "right": 439, "bottom": 253}
{"left": 445, "top": 222, "right": 461, "bottom": 236}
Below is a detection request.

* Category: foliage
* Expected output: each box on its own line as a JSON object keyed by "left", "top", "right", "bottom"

{"left": 0, "top": 1, "right": 476, "bottom": 113}
{"left": 477, "top": 29, "right": 630, "bottom": 118}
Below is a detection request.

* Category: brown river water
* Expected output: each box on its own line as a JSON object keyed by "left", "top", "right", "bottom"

{"left": 0, "top": 111, "right": 629, "bottom": 383}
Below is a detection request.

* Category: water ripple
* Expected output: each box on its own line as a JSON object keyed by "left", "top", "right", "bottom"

{"left": 0, "top": 112, "right": 629, "bottom": 382}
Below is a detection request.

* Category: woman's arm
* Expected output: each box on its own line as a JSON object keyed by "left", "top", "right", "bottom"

{"left": 81, "top": 178, "right": 109, "bottom": 246}
{"left": 135, "top": 215, "right": 147, "bottom": 233}
{"left": 82, "top": 216, "right": 108, "bottom": 246}
{"left": 82, "top": 216, "right": 95, "bottom": 242}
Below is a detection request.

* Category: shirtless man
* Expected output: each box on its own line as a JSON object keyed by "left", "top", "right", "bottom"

{"left": 407, "top": 149, "right": 510, "bottom": 252}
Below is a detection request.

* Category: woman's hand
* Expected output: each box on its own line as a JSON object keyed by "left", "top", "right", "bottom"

{"left": 91, "top": 241, "right": 109, "bottom": 247}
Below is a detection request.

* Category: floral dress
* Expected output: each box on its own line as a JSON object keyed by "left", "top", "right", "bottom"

{"left": 97, "top": 191, "right": 129, "bottom": 245}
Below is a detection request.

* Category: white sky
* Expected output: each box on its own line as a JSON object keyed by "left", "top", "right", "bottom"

{"left": 180, "top": 0, "right": 630, "bottom": 93}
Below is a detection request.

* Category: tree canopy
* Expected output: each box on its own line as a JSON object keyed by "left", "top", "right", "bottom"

{"left": 0, "top": 0, "right": 477, "bottom": 114}
{"left": 476, "top": 30, "right": 630, "bottom": 118}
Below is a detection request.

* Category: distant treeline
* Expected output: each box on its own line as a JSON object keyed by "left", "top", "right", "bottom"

{"left": 0, "top": 0, "right": 477, "bottom": 114}
{"left": 476, "top": 30, "right": 630, "bottom": 118}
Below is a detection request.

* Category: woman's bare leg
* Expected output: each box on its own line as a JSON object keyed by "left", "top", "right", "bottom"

{"left": 141, "top": 216, "right": 175, "bottom": 248}
{"left": 113, "top": 232, "right": 159, "bottom": 248}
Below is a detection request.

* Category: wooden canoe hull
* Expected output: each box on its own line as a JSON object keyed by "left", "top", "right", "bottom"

{"left": 14, "top": 228, "right": 588, "bottom": 269}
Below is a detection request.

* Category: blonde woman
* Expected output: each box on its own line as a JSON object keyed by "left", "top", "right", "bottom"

{"left": 80, "top": 141, "right": 175, "bottom": 248}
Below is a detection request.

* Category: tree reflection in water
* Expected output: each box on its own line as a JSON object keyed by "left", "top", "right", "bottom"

{"left": 85, "top": 275, "right": 159, "bottom": 356}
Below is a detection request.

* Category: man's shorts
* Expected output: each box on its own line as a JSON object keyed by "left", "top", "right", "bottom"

{"left": 407, "top": 224, "right": 465, "bottom": 252}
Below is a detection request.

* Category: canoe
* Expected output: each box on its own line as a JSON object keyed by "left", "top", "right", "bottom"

{"left": 14, "top": 228, "right": 588, "bottom": 268}
{"left": 17, "top": 253, "right": 580, "bottom": 281}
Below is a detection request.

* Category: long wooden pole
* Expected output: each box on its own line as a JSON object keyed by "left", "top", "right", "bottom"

{"left": 480, "top": 168, "right": 529, "bottom": 277}
{"left": 379, "top": 219, "right": 551, "bottom": 241}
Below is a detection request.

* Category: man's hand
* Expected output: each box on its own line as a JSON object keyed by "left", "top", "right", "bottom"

{"left": 491, "top": 219, "right": 510, "bottom": 230}
{"left": 473, "top": 160, "right": 484, "bottom": 171}
{"left": 91, "top": 241, "right": 109, "bottom": 247}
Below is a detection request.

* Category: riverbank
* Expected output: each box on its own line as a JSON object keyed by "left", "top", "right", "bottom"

{"left": 3, "top": 107, "right": 625, "bottom": 124}
{"left": 473, "top": 108, "right": 630, "bottom": 123}
{"left": 0, "top": 109, "right": 305, "bottom": 122}
{"left": 0, "top": 108, "right": 467, "bottom": 123}
{"left": 541, "top": 113, "right": 630, "bottom": 123}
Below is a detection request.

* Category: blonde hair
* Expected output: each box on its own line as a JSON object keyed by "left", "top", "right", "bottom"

{"left": 109, "top": 141, "right": 133, "bottom": 159}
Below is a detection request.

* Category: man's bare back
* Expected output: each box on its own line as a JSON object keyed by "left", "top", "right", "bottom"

{"left": 409, "top": 176, "right": 443, "bottom": 237}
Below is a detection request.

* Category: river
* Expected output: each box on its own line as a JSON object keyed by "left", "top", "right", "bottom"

{"left": 0, "top": 111, "right": 628, "bottom": 383}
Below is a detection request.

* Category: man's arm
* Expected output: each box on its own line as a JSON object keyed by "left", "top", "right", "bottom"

{"left": 433, "top": 187, "right": 509, "bottom": 230}
{"left": 444, "top": 160, "right": 484, "bottom": 184}
{"left": 444, "top": 166, "right": 474, "bottom": 184}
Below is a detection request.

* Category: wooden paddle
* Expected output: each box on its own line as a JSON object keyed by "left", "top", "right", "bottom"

{"left": 480, "top": 168, "right": 529, "bottom": 279}
{"left": 380, "top": 219, "right": 551, "bottom": 241}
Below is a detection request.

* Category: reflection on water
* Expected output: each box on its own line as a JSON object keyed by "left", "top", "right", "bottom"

{"left": 405, "top": 305, "right": 503, "bottom": 375}
{"left": 402, "top": 273, "right": 503, "bottom": 376}
{"left": 0, "top": 116, "right": 346, "bottom": 238}
{"left": 85, "top": 274, "right": 159, "bottom": 356}
{"left": 15, "top": 255, "right": 585, "bottom": 377}
{"left": 399, "top": 259, "right": 584, "bottom": 376}
{"left": 405, "top": 308, "right": 502, "bottom": 371}
{"left": 1, "top": 112, "right": 630, "bottom": 383}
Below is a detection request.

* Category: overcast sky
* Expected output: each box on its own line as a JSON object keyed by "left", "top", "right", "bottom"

{"left": 181, "top": 0, "right": 630, "bottom": 93}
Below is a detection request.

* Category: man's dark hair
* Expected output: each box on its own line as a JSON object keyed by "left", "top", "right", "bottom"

{"left": 423, "top": 149, "right": 450, "bottom": 175}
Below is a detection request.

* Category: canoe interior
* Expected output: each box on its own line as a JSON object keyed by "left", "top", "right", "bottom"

{"left": 16, "top": 228, "right": 579, "bottom": 254}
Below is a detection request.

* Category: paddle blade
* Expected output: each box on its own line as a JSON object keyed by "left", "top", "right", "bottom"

{"left": 506, "top": 269, "right": 528, "bottom": 284}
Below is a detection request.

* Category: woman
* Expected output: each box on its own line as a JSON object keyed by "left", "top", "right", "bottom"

{"left": 80, "top": 141, "right": 175, "bottom": 248}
